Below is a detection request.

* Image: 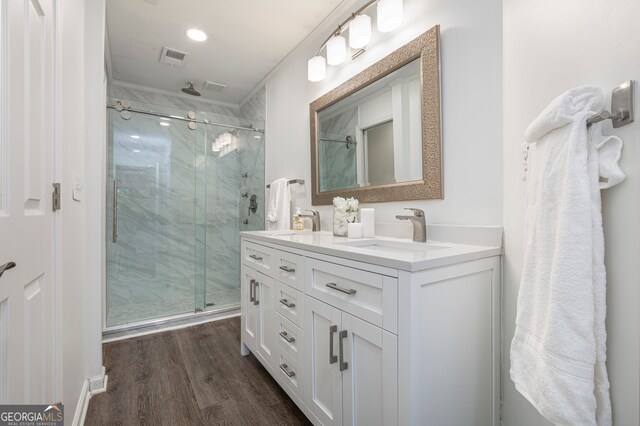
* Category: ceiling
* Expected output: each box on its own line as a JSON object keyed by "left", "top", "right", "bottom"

{"left": 106, "top": 0, "right": 346, "bottom": 105}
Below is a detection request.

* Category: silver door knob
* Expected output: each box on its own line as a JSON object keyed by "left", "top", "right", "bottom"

{"left": 0, "top": 262, "right": 16, "bottom": 278}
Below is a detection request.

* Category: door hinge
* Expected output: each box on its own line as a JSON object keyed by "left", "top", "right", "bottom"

{"left": 52, "top": 183, "right": 61, "bottom": 211}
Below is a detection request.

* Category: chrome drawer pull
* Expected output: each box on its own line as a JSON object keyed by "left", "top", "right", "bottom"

{"left": 279, "top": 265, "right": 295, "bottom": 273}
{"left": 249, "top": 279, "right": 256, "bottom": 302}
{"left": 279, "top": 298, "right": 295, "bottom": 308}
{"left": 253, "top": 281, "right": 260, "bottom": 306}
{"left": 279, "top": 363, "right": 296, "bottom": 378}
{"left": 329, "top": 325, "right": 338, "bottom": 364}
{"left": 339, "top": 330, "right": 348, "bottom": 372}
{"left": 279, "top": 331, "right": 295, "bottom": 343}
{"left": 325, "top": 282, "right": 356, "bottom": 295}
{"left": 249, "top": 254, "right": 263, "bottom": 261}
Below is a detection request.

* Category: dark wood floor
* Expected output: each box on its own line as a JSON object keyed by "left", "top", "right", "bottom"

{"left": 85, "top": 317, "right": 311, "bottom": 426}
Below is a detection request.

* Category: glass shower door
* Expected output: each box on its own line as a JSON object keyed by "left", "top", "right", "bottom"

{"left": 106, "top": 105, "right": 197, "bottom": 327}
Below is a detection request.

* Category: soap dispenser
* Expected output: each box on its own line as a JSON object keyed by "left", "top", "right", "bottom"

{"left": 293, "top": 207, "right": 304, "bottom": 230}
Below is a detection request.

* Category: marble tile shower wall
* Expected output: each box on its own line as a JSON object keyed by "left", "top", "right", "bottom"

{"left": 106, "top": 85, "right": 265, "bottom": 327}
{"left": 319, "top": 106, "right": 358, "bottom": 191}
{"left": 239, "top": 87, "right": 266, "bottom": 233}
{"left": 107, "top": 108, "right": 198, "bottom": 326}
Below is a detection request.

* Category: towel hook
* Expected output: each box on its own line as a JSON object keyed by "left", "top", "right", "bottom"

{"left": 587, "top": 80, "right": 634, "bottom": 128}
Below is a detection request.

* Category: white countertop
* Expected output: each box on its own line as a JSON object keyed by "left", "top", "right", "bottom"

{"left": 240, "top": 230, "right": 502, "bottom": 272}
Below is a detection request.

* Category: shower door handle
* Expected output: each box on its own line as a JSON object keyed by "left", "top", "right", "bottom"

{"left": 112, "top": 180, "right": 118, "bottom": 243}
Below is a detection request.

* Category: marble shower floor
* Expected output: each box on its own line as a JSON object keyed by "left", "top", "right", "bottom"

{"left": 106, "top": 286, "right": 241, "bottom": 328}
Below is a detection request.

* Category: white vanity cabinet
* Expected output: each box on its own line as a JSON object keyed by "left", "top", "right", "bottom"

{"left": 306, "top": 296, "right": 398, "bottom": 426}
{"left": 240, "top": 231, "right": 502, "bottom": 426}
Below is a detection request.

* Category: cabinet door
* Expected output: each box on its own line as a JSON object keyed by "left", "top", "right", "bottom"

{"left": 241, "top": 265, "right": 260, "bottom": 351}
{"left": 341, "top": 313, "right": 398, "bottom": 426}
{"left": 256, "top": 273, "right": 277, "bottom": 369}
{"left": 305, "top": 296, "right": 343, "bottom": 426}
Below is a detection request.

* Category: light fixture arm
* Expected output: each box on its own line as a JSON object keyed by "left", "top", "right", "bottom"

{"left": 314, "top": 0, "right": 379, "bottom": 56}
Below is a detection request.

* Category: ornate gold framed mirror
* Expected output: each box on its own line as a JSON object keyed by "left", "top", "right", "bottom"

{"left": 310, "top": 25, "right": 442, "bottom": 205}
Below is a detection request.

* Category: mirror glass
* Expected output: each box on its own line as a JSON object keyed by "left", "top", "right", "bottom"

{"left": 317, "top": 59, "right": 422, "bottom": 192}
{"left": 310, "top": 25, "right": 442, "bottom": 205}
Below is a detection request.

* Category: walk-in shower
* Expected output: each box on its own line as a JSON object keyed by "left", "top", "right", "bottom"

{"left": 105, "top": 98, "right": 264, "bottom": 329}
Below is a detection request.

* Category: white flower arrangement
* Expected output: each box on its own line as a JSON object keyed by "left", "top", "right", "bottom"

{"left": 333, "top": 196, "right": 359, "bottom": 236}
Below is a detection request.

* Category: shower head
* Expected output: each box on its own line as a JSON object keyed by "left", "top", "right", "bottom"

{"left": 181, "top": 82, "right": 201, "bottom": 97}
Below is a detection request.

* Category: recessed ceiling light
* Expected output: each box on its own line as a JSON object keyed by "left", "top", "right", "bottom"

{"left": 133, "top": 149, "right": 141, "bottom": 153}
{"left": 131, "top": 135, "right": 141, "bottom": 139}
{"left": 160, "top": 122, "right": 170, "bottom": 127}
{"left": 186, "top": 29, "right": 207, "bottom": 42}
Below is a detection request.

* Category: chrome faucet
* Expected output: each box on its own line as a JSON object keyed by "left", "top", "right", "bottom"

{"left": 300, "top": 209, "right": 321, "bottom": 231}
{"left": 395, "top": 208, "right": 427, "bottom": 242}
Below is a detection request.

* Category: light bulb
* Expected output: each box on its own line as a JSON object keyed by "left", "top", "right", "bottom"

{"left": 327, "top": 35, "right": 346, "bottom": 65}
{"left": 377, "top": 0, "right": 403, "bottom": 33}
{"left": 349, "top": 14, "right": 371, "bottom": 49}
{"left": 308, "top": 56, "right": 327, "bottom": 82}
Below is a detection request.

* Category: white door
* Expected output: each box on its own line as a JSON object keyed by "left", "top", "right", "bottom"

{"left": 305, "top": 296, "right": 343, "bottom": 426}
{"left": 0, "top": 0, "right": 57, "bottom": 404}
{"left": 341, "top": 313, "right": 398, "bottom": 426}
{"left": 256, "top": 273, "right": 276, "bottom": 369}
{"left": 240, "top": 265, "right": 259, "bottom": 351}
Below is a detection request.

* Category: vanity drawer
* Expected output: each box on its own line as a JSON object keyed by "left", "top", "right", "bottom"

{"left": 305, "top": 258, "right": 398, "bottom": 333}
{"left": 275, "top": 250, "right": 304, "bottom": 290}
{"left": 275, "top": 280, "right": 305, "bottom": 329}
{"left": 242, "top": 240, "right": 275, "bottom": 277}
{"left": 276, "top": 313, "right": 305, "bottom": 366}
{"left": 275, "top": 350, "right": 304, "bottom": 403}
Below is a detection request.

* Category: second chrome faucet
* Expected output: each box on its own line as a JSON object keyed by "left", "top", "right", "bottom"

{"left": 395, "top": 208, "right": 427, "bottom": 242}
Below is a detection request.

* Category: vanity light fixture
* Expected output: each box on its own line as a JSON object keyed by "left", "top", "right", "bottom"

{"left": 327, "top": 34, "right": 347, "bottom": 65}
{"left": 186, "top": 28, "right": 207, "bottom": 42}
{"left": 307, "top": 0, "right": 403, "bottom": 82}
{"left": 377, "top": 0, "right": 403, "bottom": 33}
{"left": 349, "top": 14, "right": 372, "bottom": 49}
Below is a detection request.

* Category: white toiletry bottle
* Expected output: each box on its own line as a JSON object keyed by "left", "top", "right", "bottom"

{"left": 293, "top": 207, "right": 304, "bottom": 230}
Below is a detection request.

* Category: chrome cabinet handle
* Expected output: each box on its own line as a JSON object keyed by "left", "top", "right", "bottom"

{"left": 326, "top": 282, "right": 356, "bottom": 295}
{"left": 329, "top": 325, "right": 338, "bottom": 364}
{"left": 279, "top": 299, "right": 295, "bottom": 308}
{"left": 253, "top": 281, "right": 260, "bottom": 306}
{"left": 279, "top": 363, "right": 296, "bottom": 378}
{"left": 279, "top": 331, "right": 295, "bottom": 343}
{"left": 279, "top": 265, "right": 295, "bottom": 273}
{"left": 339, "top": 330, "right": 348, "bottom": 372}
{"left": 249, "top": 279, "right": 256, "bottom": 302}
{"left": 0, "top": 262, "right": 16, "bottom": 278}
{"left": 249, "top": 254, "right": 263, "bottom": 261}
{"left": 112, "top": 180, "right": 118, "bottom": 243}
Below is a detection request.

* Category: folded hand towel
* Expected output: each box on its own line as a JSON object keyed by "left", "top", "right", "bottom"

{"left": 511, "top": 86, "right": 624, "bottom": 426}
{"left": 266, "top": 178, "right": 291, "bottom": 231}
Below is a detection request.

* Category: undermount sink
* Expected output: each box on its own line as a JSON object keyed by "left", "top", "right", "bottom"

{"left": 334, "top": 238, "right": 448, "bottom": 255}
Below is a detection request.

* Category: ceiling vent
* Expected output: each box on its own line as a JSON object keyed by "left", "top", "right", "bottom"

{"left": 159, "top": 46, "right": 189, "bottom": 68}
{"left": 203, "top": 81, "right": 228, "bottom": 93}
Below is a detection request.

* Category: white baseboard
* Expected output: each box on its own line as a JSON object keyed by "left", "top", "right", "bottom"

{"left": 72, "top": 366, "right": 108, "bottom": 426}
{"left": 88, "top": 366, "right": 108, "bottom": 394}
{"left": 72, "top": 379, "right": 90, "bottom": 426}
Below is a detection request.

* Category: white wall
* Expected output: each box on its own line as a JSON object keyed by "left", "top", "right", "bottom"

{"left": 263, "top": 0, "right": 502, "bottom": 229}
{"left": 58, "top": 0, "right": 105, "bottom": 421}
{"left": 59, "top": 0, "right": 87, "bottom": 419}
{"left": 503, "top": 1, "right": 640, "bottom": 425}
